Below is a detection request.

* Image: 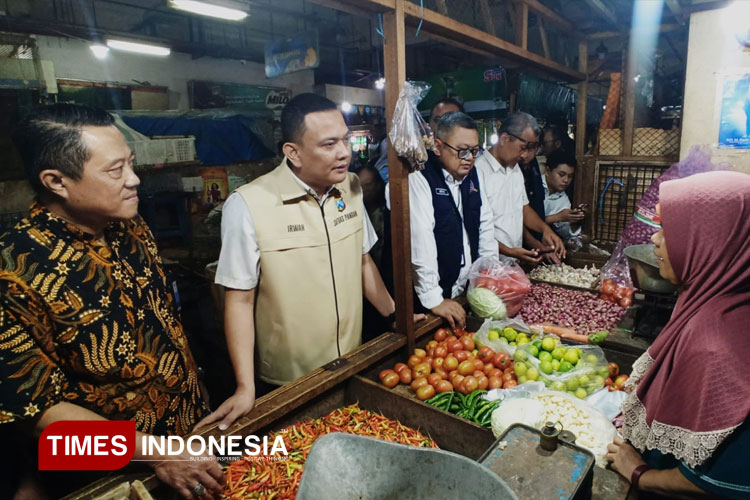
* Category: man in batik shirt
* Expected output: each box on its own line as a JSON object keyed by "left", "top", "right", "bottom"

{"left": 0, "top": 104, "right": 224, "bottom": 499}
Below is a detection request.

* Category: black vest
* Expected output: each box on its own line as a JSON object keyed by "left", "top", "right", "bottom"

{"left": 420, "top": 159, "right": 482, "bottom": 299}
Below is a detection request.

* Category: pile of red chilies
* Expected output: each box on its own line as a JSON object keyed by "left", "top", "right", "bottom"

{"left": 222, "top": 403, "right": 437, "bottom": 499}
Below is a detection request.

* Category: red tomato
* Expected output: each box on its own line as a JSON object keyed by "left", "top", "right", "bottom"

{"left": 609, "top": 362, "right": 620, "bottom": 378}
{"left": 427, "top": 373, "right": 442, "bottom": 386}
{"left": 451, "top": 374, "right": 465, "bottom": 389}
{"left": 413, "top": 362, "right": 431, "bottom": 379}
{"left": 446, "top": 340, "right": 462, "bottom": 353}
{"left": 423, "top": 356, "right": 433, "bottom": 367}
{"left": 458, "top": 360, "right": 475, "bottom": 376}
{"left": 444, "top": 355, "right": 459, "bottom": 371}
{"left": 434, "top": 368, "right": 448, "bottom": 380}
{"left": 488, "top": 376, "right": 503, "bottom": 389}
{"left": 461, "top": 336, "right": 476, "bottom": 351}
{"left": 455, "top": 350, "right": 469, "bottom": 362}
{"left": 483, "top": 363, "right": 495, "bottom": 375}
{"left": 502, "top": 380, "right": 518, "bottom": 389}
{"left": 502, "top": 372, "right": 514, "bottom": 382}
{"left": 434, "top": 328, "right": 449, "bottom": 342}
{"left": 492, "top": 352, "right": 511, "bottom": 369}
{"left": 477, "top": 375, "right": 489, "bottom": 390}
{"left": 472, "top": 358, "right": 485, "bottom": 371}
{"left": 614, "top": 374, "right": 629, "bottom": 389}
{"left": 382, "top": 372, "right": 400, "bottom": 388}
{"left": 623, "top": 287, "right": 634, "bottom": 299}
{"left": 478, "top": 346, "right": 495, "bottom": 361}
{"left": 413, "top": 348, "right": 427, "bottom": 359}
{"left": 407, "top": 355, "right": 422, "bottom": 369}
{"left": 475, "top": 276, "right": 499, "bottom": 292}
{"left": 604, "top": 377, "right": 613, "bottom": 387}
{"left": 602, "top": 281, "right": 616, "bottom": 295}
{"left": 434, "top": 346, "right": 448, "bottom": 359}
{"left": 432, "top": 357, "right": 445, "bottom": 371}
{"left": 379, "top": 369, "right": 397, "bottom": 382}
{"left": 473, "top": 370, "right": 485, "bottom": 378}
{"left": 463, "top": 376, "right": 479, "bottom": 393}
{"left": 425, "top": 340, "right": 438, "bottom": 356}
{"left": 435, "top": 380, "right": 453, "bottom": 393}
{"left": 488, "top": 368, "right": 503, "bottom": 379}
{"left": 399, "top": 369, "right": 412, "bottom": 385}
{"left": 393, "top": 363, "right": 409, "bottom": 374}
{"left": 411, "top": 377, "right": 428, "bottom": 392}
{"left": 619, "top": 296, "right": 633, "bottom": 308}
{"left": 416, "top": 384, "right": 436, "bottom": 401}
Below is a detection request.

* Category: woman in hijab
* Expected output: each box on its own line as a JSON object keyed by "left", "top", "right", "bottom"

{"left": 606, "top": 171, "right": 750, "bottom": 499}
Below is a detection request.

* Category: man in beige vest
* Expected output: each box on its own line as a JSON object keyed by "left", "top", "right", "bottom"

{"left": 197, "top": 94, "right": 417, "bottom": 431}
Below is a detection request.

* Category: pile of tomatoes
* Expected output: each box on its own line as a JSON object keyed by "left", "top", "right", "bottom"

{"left": 379, "top": 327, "right": 519, "bottom": 401}
{"left": 599, "top": 278, "right": 634, "bottom": 308}
{"left": 604, "top": 362, "right": 630, "bottom": 392}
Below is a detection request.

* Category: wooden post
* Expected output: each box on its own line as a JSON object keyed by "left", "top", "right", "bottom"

{"left": 538, "top": 18, "right": 550, "bottom": 59}
{"left": 383, "top": 0, "right": 415, "bottom": 352}
{"left": 575, "top": 40, "right": 588, "bottom": 207}
{"left": 479, "top": 0, "right": 497, "bottom": 37}
{"left": 515, "top": 0, "right": 529, "bottom": 49}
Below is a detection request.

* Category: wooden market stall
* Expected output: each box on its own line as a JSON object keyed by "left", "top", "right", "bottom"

{"left": 65, "top": 1, "right": 649, "bottom": 499}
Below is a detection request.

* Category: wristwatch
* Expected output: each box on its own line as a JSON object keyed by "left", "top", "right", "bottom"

{"left": 631, "top": 464, "right": 651, "bottom": 490}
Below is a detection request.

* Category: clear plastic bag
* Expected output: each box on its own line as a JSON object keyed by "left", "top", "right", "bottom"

{"left": 468, "top": 256, "right": 531, "bottom": 318}
{"left": 388, "top": 81, "right": 434, "bottom": 171}
{"left": 475, "top": 317, "right": 535, "bottom": 356}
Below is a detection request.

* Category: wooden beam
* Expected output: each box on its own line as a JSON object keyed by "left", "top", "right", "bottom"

{"left": 520, "top": 0, "right": 575, "bottom": 34}
{"left": 401, "top": 2, "right": 585, "bottom": 82}
{"left": 308, "top": 0, "right": 394, "bottom": 14}
{"left": 583, "top": 0, "right": 619, "bottom": 27}
{"left": 538, "top": 18, "right": 550, "bottom": 59}
{"left": 665, "top": 0, "right": 686, "bottom": 24}
{"left": 383, "top": 0, "right": 415, "bottom": 352}
{"left": 514, "top": 0, "right": 529, "bottom": 50}
{"left": 588, "top": 24, "right": 683, "bottom": 39}
{"left": 479, "top": 0, "right": 497, "bottom": 37}
{"left": 622, "top": 46, "right": 636, "bottom": 156}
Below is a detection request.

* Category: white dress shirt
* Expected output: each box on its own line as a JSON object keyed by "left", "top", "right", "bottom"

{"left": 474, "top": 151, "right": 529, "bottom": 249}
{"left": 215, "top": 174, "right": 378, "bottom": 290}
{"left": 385, "top": 168, "right": 497, "bottom": 310}
{"left": 542, "top": 176, "right": 581, "bottom": 241}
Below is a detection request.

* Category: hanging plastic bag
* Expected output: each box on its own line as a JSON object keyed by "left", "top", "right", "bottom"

{"left": 468, "top": 256, "right": 531, "bottom": 318}
{"left": 388, "top": 81, "right": 434, "bottom": 171}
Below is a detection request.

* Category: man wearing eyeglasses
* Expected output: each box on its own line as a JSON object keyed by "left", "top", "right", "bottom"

{"left": 386, "top": 112, "right": 497, "bottom": 329}
{"left": 475, "top": 112, "right": 565, "bottom": 264}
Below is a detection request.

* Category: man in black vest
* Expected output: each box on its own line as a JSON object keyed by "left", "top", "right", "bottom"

{"left": 387, "top": 112, "right": 497, "bottom": 328}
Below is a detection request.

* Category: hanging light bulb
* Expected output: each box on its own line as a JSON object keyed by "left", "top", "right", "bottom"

{"left": 340, "top": 101, "right": 353, "bottom": 113}
{"left": 375, "top": 77, "right": 386, "bottom": 90}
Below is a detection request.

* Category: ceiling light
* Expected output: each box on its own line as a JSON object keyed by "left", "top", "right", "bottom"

{"left": 375, "top": 77, "right": 385, "bottom": 90}
{"left": 168, "top": 0, "right": 248, "bottom": 21}
{"left": 90, "top": 44, "right": 109, "bottom": 59}
{"left": 340, "top": 101, "right": 352, "bottom": 113}
{"left": 106, "top": 39, "right": 171, "bottom": 56}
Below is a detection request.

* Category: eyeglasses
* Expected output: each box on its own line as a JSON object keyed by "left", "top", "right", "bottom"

{"left": 441, "top": 141, "right": 484, "bottom": 160}
{"left": 506, "top": 132, "right": 540, "bottom": 152}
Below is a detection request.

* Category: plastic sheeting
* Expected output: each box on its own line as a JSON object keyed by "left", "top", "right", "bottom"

{"left": 118, "top": 109, "right": 274, "bottom": 165}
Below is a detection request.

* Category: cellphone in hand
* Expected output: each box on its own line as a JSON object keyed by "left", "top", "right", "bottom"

{"left": 575, "top": 203, "right": 589, "bottom": 211}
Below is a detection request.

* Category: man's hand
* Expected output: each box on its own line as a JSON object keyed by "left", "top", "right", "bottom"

{"left": 153, "top": 449, "right": 225, "bottom": 499}
{"left": 527, "top": 239, "right": 561, "bottom": 266}
{"left": 193, "top": 387, "right": 255, "bottom": 432}
{"left": 605, "top": 436, "right": 646, "bottom": 482}
{"left": 550, "top": 208, "right": 585, "bottom": 224}
{"left": 430, "top": 299, "right": 466, "bottom": 330}
{"left": 542, "top": 228, "right": 566, "bottom": 261}
{"left": 510, "top": 247, "right": 543, "bottom": 264}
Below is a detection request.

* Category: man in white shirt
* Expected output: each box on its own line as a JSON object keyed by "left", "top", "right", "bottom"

{"left": 386, "top": 112, "right": 497, "bottom": 328}
{"left": 542, "top": 149, "right": 584, "bottom": 241}
{"left": 200, "top": 94, "right": 419, "bottom": 431}
{"left": 475, "top": 112, "right": 565, "bottom": 264}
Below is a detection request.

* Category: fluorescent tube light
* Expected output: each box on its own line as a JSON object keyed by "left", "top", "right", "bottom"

{"left": 106, "top": 39, "right": 171, "bottom": 56}
{"left": 168, "top": 0, "right": 248, "bottom": 21}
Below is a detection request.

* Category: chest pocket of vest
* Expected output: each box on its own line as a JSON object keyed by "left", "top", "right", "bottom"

{"left": 255, "top": 208, "right": 361, "bottom": 253}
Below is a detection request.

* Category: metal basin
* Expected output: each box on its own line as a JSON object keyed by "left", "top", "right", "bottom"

{"left": 624, "top": 244, "right": 677, "bottom": 294}
{"left": 297, "top": 433, "right": 518, "bottom": 500}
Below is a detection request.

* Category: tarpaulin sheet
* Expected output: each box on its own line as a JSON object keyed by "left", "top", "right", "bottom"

{"left": 120, "top": 113, "right": 273, "bottom": 165}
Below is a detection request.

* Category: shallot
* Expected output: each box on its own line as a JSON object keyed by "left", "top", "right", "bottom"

{"left": 520, "top": 283, "right": 626, "bottom": 334}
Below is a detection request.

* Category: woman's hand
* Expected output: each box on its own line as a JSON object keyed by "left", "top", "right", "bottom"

{"left": 152, "top": 450, "right": 225, "bottom": 499}
{"left": 606, "top": 436, "right": 646, "bottom": 481}
{"left": 193, "top": 387, "right": 255, "bottom": 431}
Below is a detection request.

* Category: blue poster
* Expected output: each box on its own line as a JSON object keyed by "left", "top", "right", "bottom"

{"left": 264, "top": 31, "right": 319, "bottom": 78}
{"left": 718, "top": 73, "right": 750, "bottom": 149}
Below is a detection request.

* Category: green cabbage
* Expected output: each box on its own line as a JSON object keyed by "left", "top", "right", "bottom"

{"left": 468, "top": 287, "right": 507, "bottom": 320}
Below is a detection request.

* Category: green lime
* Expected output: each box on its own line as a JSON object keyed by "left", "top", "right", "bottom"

{"left": 597, "top": 366, "right": 610, "bottom": 379}
{"left": 551, "top": 359, "right": 561, "bottom": 371}
{"left": 540, "top": 360, "right": 554, "bottom": 375}
{"left": 533, "top": 340, "right": 542, "bottom": 351}
{"left": 575, "top": 388, "right": 588, "bottom": 399}
{"left": 503, "top": 327, "right": 517, "bottom": 342}
{"left": 563, "top": 349, "right": 579, "bottom": 365}
{"left": 526, "top": 367, "right": 539, "bottom": 381}
{"left": 538, "top": 351, "right": 553, "bottom": 363}
{"left": 528, "top": 345, "right": 539, "bottom": 357}
{"left": 552, "top": 347, "right": 565, "bottom": 361}
{"left": 514, "top": 349, "right": 528, "bottom": 362}
{"left": 514, "top": 362, "right": 527, "bottom": 376}
{"left": 559, "top": 361, "right": 574, "bottom": 372}
{"left": 585, "top": 353, "right": 599, "bottom": 365}
{"left": 578, "top": 374, "right": 591, "bottom": 386}
{"left": 541, "top": 337, "right": 556, "bottom": 351}
{"left": 566, "top": 378, "right": 579, "bottom": 391}
{"left": 551, "top": 381, "right": 566, "bottom": 392}
{"left": 591, "top": 375, "right": 605, "bottom": 388}
{"left": 516, "top": 333, "right": 529, "bottom": 344}
{"left": 488, "top": 329, "right": 500, "bottom": 341}
{"left": 517, "top": 375, "right": 528, "bottom": 384}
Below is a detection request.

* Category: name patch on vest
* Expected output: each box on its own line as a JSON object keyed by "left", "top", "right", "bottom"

{"left": 287, "top": 224, "right": 305, "bottom": 233}
{"left": 435, "top": 188, "right": 450, "bottom": 196}
{"left": 332, "top": 210, "right": 358, "bottom": 226}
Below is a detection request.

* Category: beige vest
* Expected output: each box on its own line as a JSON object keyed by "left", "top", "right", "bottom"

{"left": 237, "top": 160, "right": 364, "bottom": 385}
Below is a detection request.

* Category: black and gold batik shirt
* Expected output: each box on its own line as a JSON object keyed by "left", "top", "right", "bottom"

{"left": 0, "top": 202, "right": 205, "bottom": 436}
